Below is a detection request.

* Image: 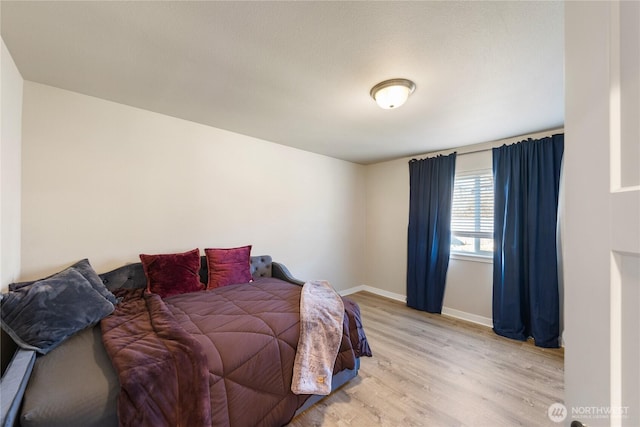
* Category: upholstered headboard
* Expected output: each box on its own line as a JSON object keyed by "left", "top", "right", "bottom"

{"left": 99, "top": 255, "right": 303, "bottom": 290}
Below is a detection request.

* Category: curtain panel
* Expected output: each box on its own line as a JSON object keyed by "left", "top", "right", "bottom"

{"left": 492, "top": 134, "right": 564, "bottom": 348}
{"left": 407, "top": 153, "right": 457, "bottom": 313}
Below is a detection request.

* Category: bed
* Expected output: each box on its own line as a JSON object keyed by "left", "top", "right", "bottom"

{"left": 0, "top": 251, "right": 371, "bottom": 427}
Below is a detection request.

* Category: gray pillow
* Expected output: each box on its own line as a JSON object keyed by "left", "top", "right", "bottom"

{"left": 9, "top": 259, "right": 118, "bottom": 305}
{"left": 0, "top": 268, "right": 114, "bottom": 355}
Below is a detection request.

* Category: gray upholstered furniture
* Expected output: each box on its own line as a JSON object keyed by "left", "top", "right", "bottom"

{"left": 99, "top": 255, "right": 303, "bottom": 291}
{"left": 0, "top": 256, "right": 357, "bottom": 427}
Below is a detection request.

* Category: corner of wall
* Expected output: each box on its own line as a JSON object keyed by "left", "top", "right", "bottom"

{"left": 1, "top": 38, "right": 24, "bottom": 289}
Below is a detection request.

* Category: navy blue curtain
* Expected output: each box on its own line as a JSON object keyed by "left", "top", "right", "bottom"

{"left": 492, "top": 134, "right": 564, "bottom": 348}
{"left": 407, "top": 153, "right": 457, "bottom": 313}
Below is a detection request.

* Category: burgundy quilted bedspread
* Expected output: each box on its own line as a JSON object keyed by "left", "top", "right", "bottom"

{"left": 102, "top": 278, "right": 371, "bottom": 427}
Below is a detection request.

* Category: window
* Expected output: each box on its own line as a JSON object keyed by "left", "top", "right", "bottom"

{"left": 450, "top": 170, "right": 494, "bottom": 257}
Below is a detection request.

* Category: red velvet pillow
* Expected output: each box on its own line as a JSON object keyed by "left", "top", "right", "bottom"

{"left": 140, "top": 248, "right": 204, "bottom": 298}
{"left": 205, "top": 245, "right": 252, "bottom": 289}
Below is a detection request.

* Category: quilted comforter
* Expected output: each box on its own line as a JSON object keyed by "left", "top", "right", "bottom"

{"left": 102, "top": 277, "right": 371, "bottom": 427}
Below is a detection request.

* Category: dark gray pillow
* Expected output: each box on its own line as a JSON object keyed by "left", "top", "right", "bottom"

{"left": 0, "top": 268, "right": 114, "bottom": 355}
{"left": 9, "top": 259, "right": 118, "bottom": 305}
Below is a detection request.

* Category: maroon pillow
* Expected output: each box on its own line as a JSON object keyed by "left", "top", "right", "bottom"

{"left": 205, "top": 245, "right": 252, "bottom": 289}
{"left": 139, "top": 248, "right": 204, "bottom": 298}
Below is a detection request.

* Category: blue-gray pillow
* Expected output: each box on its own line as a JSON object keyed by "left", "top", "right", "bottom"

{"left": 0, "top": 268, "right": 115, "bottom": 355}
{"left": 9, "top": 259, "right": 118, "bottom": 305}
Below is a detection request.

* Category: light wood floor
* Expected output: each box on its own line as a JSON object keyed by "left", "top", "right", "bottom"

{"left": 288, "top": 291, "right": 564, "bottom": 427}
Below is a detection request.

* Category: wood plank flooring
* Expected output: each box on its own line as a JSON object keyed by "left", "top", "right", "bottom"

{"left": 288, "top": 291, "right": 564, "bottom": 427}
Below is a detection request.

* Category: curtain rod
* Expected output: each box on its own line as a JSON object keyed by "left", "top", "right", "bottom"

{"left": 411, "top": 129, "right": 564, "bottom": 161}
{"left": 457, "top": 147, "right": 492, "bottom": 156}
{"left": 409, "top": 147, "right": 490, "bottom": 162}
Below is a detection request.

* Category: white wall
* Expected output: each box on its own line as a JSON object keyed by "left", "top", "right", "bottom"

{"left": 364, "top": 129, "right": 562, "bottom": 325}
{"left": 20, "top": 82, "right": 366, "bottom": 291}
{"left": 0, "top": 39, "right": 23, "bottom": 290}
{"left": 364, "top": 156, "right": 410, "bottom": 297}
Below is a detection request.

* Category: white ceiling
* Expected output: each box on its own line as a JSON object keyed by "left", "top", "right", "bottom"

{"left": 1, "top": 1, "right": 564, "bottom": 165}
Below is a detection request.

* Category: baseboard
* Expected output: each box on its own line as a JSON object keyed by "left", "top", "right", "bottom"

{"left": 340, "top": 285, "right": 493, "bottom": 329}
{"left": 340, "top": 285, "right": 564, "bottom": 345}
{"left": 441, "top": 307, "right": 493, "bottom": 328}
{"left": 339, "top": 285, "right": 406, "bottom": 303}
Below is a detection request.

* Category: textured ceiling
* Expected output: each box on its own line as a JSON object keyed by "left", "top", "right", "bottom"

{"left": 1, "top": 1, "right": 564, "bottom": 164}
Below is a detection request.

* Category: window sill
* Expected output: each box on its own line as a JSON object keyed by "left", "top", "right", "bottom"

{"left": 450, "top": 253, "right": 493, "bottom": 264}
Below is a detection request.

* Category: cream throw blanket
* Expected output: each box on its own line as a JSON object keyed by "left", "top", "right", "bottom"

{"left": 291, "top": 280, "right": 345, "bottom": 395}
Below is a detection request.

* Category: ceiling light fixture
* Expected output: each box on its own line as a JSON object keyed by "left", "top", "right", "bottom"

{"left": 370, "top": 78, "right": 416, "bottom": 110}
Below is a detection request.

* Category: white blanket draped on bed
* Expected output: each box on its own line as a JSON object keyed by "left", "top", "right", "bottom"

{"left": 291, "top": 280, "right": 345, "bottom": 395}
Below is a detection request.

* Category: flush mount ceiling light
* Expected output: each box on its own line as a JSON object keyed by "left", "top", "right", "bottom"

{"left": 370, "top": 78, "right": 416, "bottom": 109}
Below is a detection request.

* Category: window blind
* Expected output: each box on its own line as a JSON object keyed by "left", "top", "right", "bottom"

{"left": 451, "top": 171, "right": 494, "bottom": 238}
